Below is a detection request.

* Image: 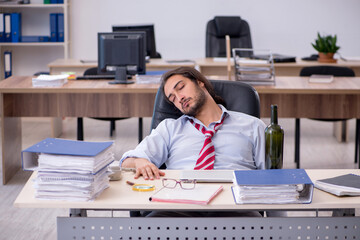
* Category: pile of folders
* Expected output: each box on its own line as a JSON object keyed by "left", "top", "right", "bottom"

{"left": 231, "top": 169, "right": 314, "bottom": 204}
{"left": 22, "top": 138, "right": 115, "bottom": 201}
{"left": 0, "top": 12, "right": 64, "bottom": 42}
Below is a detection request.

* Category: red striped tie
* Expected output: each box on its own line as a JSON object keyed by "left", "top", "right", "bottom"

{"left": 189, "top": 116, "right": 226, "bottom": 170}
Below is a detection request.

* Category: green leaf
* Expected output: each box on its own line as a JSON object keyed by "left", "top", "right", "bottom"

{"left": 311, "top": 32, "right": 339, "bottom": 53}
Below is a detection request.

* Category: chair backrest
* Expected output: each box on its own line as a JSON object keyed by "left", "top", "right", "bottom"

{"left": 206, "top": 16, "right": 252, "bottom": 58}
{"left": 83, "top": 67, "right": 98, "bottom": 76}
{"left": 299, "top": 66, "right": 355, "bottom": 77}
{"left": 150, "top": 80, "right": 260, "bottom": 130}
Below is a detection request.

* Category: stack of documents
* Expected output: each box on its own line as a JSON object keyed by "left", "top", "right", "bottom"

{"left": 32, "top": 74, "right": 68, "bottom": 87}
{"left": 315, "top": 174, "right": 360, "bottom": 196}
{"left": 232, "top": 169, "right": 313, "bottom": 204}
{"left": 22, "top": 138, "right": 114, "bottom": 201}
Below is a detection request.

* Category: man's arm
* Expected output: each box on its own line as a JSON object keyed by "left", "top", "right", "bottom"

{"left": 122, "top": 157, "right": 165, "bottom": 180}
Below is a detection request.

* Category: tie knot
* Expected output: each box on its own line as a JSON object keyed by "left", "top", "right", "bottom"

{"left": 204, "top": 131, "right": 215, "bottom": 138}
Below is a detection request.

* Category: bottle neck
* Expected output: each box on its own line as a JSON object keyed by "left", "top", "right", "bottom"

{"left": 271, "top": 105, "right": 278, "bottom": 125}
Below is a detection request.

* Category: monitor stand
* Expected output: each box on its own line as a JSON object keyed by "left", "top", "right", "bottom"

{"left": 108, "top": 67, "right": 135, "bottom": 84}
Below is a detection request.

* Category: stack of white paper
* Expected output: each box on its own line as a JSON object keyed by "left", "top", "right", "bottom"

{"left": 232, "top": 184, "right": 302, "bottom": 204}
{"left": 34, "top": 168, "right": 110, "bottom": 201}
{"left": 22, "top": 138, "right": 114, "bottom": 201}
{"left": 32, "top": 74, "right": 68, "bottom": 87}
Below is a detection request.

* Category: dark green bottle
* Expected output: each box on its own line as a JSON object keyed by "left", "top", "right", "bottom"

{"left": 265, "top": 105, "right": 284, "bottom": 169}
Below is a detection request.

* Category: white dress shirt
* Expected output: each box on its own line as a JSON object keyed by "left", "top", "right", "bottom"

{"left": 120, "top": 105, "right": 266, "bottom": 170}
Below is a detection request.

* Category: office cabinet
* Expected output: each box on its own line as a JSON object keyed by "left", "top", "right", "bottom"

{"left": 0, "top": 0, "right": 70, "bottom": 80}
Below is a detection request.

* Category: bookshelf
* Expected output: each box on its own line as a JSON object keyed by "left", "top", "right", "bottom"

{"left": 0, "top": 0, "right": 70, "bottom": 80}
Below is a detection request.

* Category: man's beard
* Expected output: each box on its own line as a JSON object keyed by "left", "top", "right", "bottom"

{"left": 182, "top": 86, "right": 206, "bottom": 117}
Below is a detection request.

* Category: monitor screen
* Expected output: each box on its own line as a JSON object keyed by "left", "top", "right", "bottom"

{"left": 112, "top": 24, "right": 159, "bottom": 58}
{"left": 98, "top": 32, "right": 146, "bottom": 84}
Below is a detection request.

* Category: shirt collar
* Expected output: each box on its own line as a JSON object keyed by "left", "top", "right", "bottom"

{"left": 180, "top": 104, "right": 229, "bottom": 125}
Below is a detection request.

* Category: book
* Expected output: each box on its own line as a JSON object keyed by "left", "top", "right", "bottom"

{"left": 308, "top": 74, "right": 334, "bottom": 83}
{"left": 314, "top": 174, "right": 360, "bottom": 196}
{"left": 149, "top": 184, "right": 223, "bottom": 205}
{"left": 32, "top": 74, "right": 68, "bottom": 87}
{"left": 232, "top": 169, "right": 314, "bottom": 204}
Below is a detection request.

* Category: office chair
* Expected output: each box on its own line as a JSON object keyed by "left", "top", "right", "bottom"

{"left": 295, "top": 66, "right": 359, "bottom": 168}
{"left": 77, "top": 67, "right": 143, "bottom": 143}
{"left": 205, "top": 16, "right": 252, "bottom": 57}
{"left": 130, "top": 79, "right": 260, "bottom": 217}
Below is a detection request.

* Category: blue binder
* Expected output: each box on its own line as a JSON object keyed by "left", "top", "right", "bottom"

{"left": 21, "top": 138, "right": 114, "bottom": 172}
{"left": 232, "top": 169, "right": 314, "bottom": 204}
{"left": 50, "top": 0, "right": 57, "bottom": 3}
{"left": 11, "top": 13, "right": 21, "bottom": 43}
{"left": 233, "top": 169, "right": 313, "bottom": 186}
{"left": 0, "top": 13, "right": 4, "bottom": 42}
{"left": 21, "top": 36, "right": 50, "bottom": 42}
{"left": 4, "top": 13, "right": 11, "bottom": 42}
{"left": 57, "top": 13, "right": 64, "bottom": 42}
{"left": 4, "top": 51, "right": 12, "bottom": 79}
{"left": 57, "top": 0, "right": 64, "bottom": 3}
{"left": 49, "top": 13, "right": 58, "bottom": 42}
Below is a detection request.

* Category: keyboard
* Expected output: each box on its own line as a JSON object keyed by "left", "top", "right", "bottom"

{"left": 76, "top": 75, "right": 115, "bottom": 80}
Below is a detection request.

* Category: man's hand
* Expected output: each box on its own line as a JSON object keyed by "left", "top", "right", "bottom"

{"left": 121, "top": 157, "right": 165, "bottom": 180}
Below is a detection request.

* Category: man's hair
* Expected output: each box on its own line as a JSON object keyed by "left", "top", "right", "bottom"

{"left": 160, "top": 67, "right": 225, "bottom": 105}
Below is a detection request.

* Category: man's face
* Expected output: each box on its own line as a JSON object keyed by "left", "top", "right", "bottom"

{"left": 164, "top": 74, "right": 206, "bottom": 116}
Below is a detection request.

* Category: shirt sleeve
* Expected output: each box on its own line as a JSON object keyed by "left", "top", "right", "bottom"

{"left": 119, "top": 119, "right": 172, "bottom": 168}
{"left": 253, "top": 119, "right": 266, "bottom": 169}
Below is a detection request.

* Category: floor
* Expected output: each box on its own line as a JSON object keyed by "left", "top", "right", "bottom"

{"left": 0, "top": 117, "right": 358, "bottom": 240}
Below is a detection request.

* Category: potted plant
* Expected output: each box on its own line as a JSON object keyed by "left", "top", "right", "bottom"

{"left": 311, "top": 32, "right": 340, "bottom": 63}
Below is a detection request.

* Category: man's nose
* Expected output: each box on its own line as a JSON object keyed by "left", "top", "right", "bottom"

{"left": 176, "top": 93, "right": 185, "bottom": 103}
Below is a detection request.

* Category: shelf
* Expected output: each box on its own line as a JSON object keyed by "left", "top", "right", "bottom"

{"left": 0, "top": 4, "right": 66, "bottom": 8}
{"left": 0, "top": 42, "right": 67, "bottom": 46}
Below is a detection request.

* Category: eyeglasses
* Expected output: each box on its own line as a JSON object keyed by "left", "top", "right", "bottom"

{"left": 162, "top": 178, "right": 196, "bottom": 190}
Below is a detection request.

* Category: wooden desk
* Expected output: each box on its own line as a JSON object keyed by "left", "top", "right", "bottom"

{"left": 2, "top": 76, "right": 360, "bottom": 184}
{"left": 48, "top": 58, "right": 360, "bottom": 77}
{"left": 197, "top": 57, "right": 360, "bottom": 76}
{"left": 14, "top": 169, "right": 360, "bottom": 239}
{"left": 48, "top": 58, "right": 196, "bottom": 76}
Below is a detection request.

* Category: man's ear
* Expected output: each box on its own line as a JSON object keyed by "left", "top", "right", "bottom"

{"left": 197, "top": 80, "right": 205, "bottom": 88}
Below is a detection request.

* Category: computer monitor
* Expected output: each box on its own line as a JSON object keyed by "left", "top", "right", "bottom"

{"left": 112, "top": 24, "right": 159, "bottom": 59}
{"left": 98, "top": 31, "right": 146, "bottom": 84}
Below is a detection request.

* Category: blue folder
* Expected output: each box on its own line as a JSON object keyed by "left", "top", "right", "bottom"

{"left": 49, "top": 13, "right": 58, "bottom": 42}
{"left": 21, "top": 36, "right": 50, "bottom": 42}
{"left": 21, "top": 138, "right": 114, "bottom": 171}
{"left": 4, "top": 51, "right": 12, "bottom": 79}
{"left": 233, "top": 169, "right": 313, "bottom": 186}
{"left": 4, "top": 13, "right": 11, "bottom": 42}
{"left": 57, "top": 13, "right": 64, "bottom": 42}
{"left": 0, "top": 13, "right": 4, "bottom": 42}
{"left": 11, "top": 13, "right": 21, "bottom": 43}
{"left": 232, "top": 169, "right": 314, "bottom": 204}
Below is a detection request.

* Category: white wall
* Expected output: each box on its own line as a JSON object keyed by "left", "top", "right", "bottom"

{"left": 12, "top": 0, "right": 360, "bottom": 75}
{"left": 70, "top": 0, "right": 360, "bottom": 60}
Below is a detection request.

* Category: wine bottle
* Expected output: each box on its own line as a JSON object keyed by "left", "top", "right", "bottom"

{"left": 265, "top": 104, "right": 284, "bottom": 169}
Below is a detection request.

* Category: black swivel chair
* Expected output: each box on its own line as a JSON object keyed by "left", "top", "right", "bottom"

{"left": 130, "top": 79, "right": 260, "bottom": 217}
{"left": 205, "top": 16, "right": 252, "bottom": 58}
{"left": 77, "top": 67, "right": 143, "bottom": 143}
{"left": 295, "top": 66, "right": 359, "bottom": 168}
